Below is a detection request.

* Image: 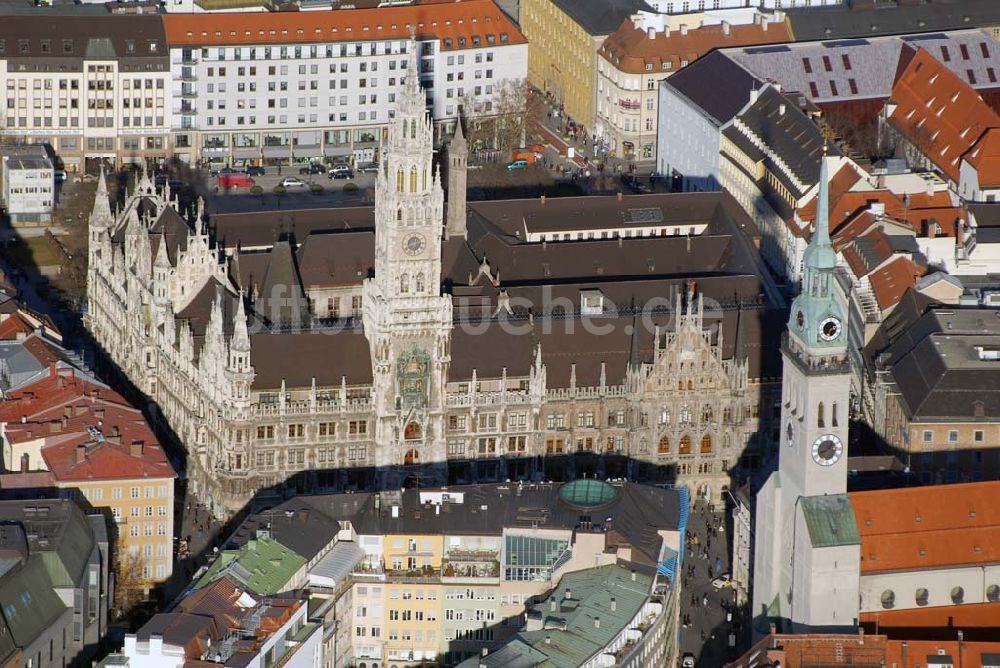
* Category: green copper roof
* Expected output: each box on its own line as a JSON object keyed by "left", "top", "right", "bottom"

{"left": 789, "top": 154, "right": 847, "bottom": 349}
{"left": 559, "top": 479, "right": 618, "bottom": 508}
{"left": 800, "top": 494, "right": 860, "bottom": 548}
{"left": 195, "top": 536, "right": 305, "bottom": 595}
{"left": 507, "top": 564, "right": 654, "bottom": 668}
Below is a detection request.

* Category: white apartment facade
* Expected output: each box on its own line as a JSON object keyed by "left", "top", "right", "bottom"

{"left": 0, "top": 16, "right": 171, "bottom": 173}
{"left": 1, "top": 145, "right": 54, "bottom": 225}
{"left": 163, "top": 3, "right": 527, "bottom": 167}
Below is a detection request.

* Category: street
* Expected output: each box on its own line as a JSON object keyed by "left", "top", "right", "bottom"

{"left": 678, "top": 500, "right": 744, "bottom": 666}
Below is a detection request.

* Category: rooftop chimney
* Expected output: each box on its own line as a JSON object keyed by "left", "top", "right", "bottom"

{"left": 545, "top": 635, "right": 551, "bottom": 645}
{"left": 594, "top": 617, "right": 601, "bottom": 629}
{"left": 550, "top": 600, "right": 557, "bottom": 612}
{"left": 679, "top": 24, "right": 688, "bottom": 36}
{"left": 610, "top": 597, "right": 617, "bottom": 612}
{"left": 722, "top": 21, "right": 731, "bottom": 36}
{"left": 564, "top": 588, "right": 572, "bottom": 600}
{"left": 647, "top": 27, "right": 655, "bottom": 40}
{"left": 779, "top": 103, "right": 786, "bottom": 116}
{"left": 631, "top": 569, "right": 637, "bottom": 582}
{"left": 761, "top": 16, "right": 769, "bottom": 31}
{"left": 76, "top": 446, "right": 87, "bottom": 464}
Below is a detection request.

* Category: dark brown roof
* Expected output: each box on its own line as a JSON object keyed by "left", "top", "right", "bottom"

{"left": 295, "top": 231, "right": 374, "bottom": 288}
{"left": 249, "top": 328, "right": 372, "bottom": 389}
{"left": 208, "top": 207, "right": 375, "bottom": 249}
{"left": 0, "top": 15, "right": 167, "bottom": 68}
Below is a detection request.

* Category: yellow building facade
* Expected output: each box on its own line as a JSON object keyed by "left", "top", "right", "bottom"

{"left": 77, "top": 477, "right": 175, "bottom": 586}
{"left": 520, "top": 0, "right": 601, "bottom": 129}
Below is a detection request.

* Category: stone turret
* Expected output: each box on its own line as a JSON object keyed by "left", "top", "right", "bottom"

{"left": 445, "top": 118, "right": 468, "bottom": 239}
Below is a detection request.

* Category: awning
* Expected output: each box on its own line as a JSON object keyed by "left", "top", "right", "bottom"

{"left": 233, "top": 148, "right": 260, "bottom": 159}
{"left": 262, "top": 146, "right": 289, "bottom": 158}
{"left": 324, "top": 145, "right": 352, "bottom": 157}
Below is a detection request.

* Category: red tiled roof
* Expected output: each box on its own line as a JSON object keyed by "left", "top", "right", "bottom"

{"left": 599, "top": 19, "right": 791, "bottom": 75}
{"left": 884, "top": 640, "right": 1000, "bottom": 668}
{"left": 964, "top": 126, "right": 1000, "bottom": 187}
{"left": 163, "top": 0, "right": 526, "bottom": 49}
{"left": 850, "top": 481, "right": 1000, "bottom": 573}
{"left": 869, "top": 256, "right": 925, "bottom": 312}
{"left": 888, "top": 48, "right": 1000, "bottom": 183}
{"left": 0, "top": 367, "right": 174, "bottom": 482}
{"left": 861, "top": 602, "right": 1000, "bottom": 629}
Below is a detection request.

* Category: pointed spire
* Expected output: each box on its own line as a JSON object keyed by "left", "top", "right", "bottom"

{"left": 628, "top": 311, "right": 642, "bottom": 370}
{"left": 733, "top": 301, "right": 747, "bottom": 363}
{"left": 402, "top": 26, "right": 422, "bottom": 111}
{"left": 453, "top": 115, "right": 466, "bottom": 145}
{"left": 195, "top": 197, "right": 205, "bottom": 236}
{"left": 90, "top": 165, "right": 114, "bottom": 228}
{"left": 814, "top": 144, "right": 831, "bottom": 247}
{"left": 231, "top": 289, "right": 250, "bottom": 352}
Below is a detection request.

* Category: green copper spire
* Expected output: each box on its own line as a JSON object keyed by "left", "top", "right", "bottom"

{"left": 788, "top": 148, "right": 846, "bottom": 350}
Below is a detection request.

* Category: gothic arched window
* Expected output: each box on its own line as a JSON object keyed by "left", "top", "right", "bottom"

{"left": 396, "top": 169, "right": 404, "bottom": 193}
{"left": 679, "top": 434, "right": 692, "bottom": 455}
{"left": 817, "top": 402, "right": 825, "bottom": 429}
{"left": 701, "top": 405, "right": 713, "bottom": 425}
{"left": 415, "top": 273, "right": 425, "bottom": 293}
{"left": 410, "top": 119, "right": 417, "bottom": 139}
{"left": 657, "top": 436, "right": 670, "bottom": 454}
{"left": 700, "top": 434, "right": 713, "bottom": 453}
{"left": 680, "top": 405, "right": 692, "bottom": 424}
{"left": 409, "top": 166, "right": 418, "bottom": 192}
{"left": 400, "top": 274, "right": 409, "bottom": 294}
{"left": 397, "top": 208, "right": 403, "bottom": 222}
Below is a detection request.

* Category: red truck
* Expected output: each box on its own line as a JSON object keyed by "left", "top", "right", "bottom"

{"left": 217, "top": 172, "right": 255, "bottom": 189}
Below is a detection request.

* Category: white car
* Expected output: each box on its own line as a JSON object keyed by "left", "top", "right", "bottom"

{"left": 280, "top": 176, "right": 307, "bottom": 188}
{"left": 711, "top": 574, "right": 733, "bottom": 589}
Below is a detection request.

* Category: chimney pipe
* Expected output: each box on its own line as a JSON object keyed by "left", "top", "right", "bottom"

{"left": 679, "top": 24, "right": 688, "bottom": 36}
{"left": 594, "top": 617, "right": 601, "bottom": 629}
{"left": 779, "top": 103, "right": 786, "bottom": 116}
{"left": 76, "top": 446, "right": 87, "bottom": 464}
{"left": 722, "top": 20, "right": 731, "bottom": 36}
{"left": 647, "top": 27, "right": 655, "bottom": 40}
{"left": 610, "top": 597, "right": 617, "bottom": 612}
{"left": 564, "top": 588, "right": 572, "bottom": 600}
{"left": 631, "top": 569, "right": 636, "bottom": 582}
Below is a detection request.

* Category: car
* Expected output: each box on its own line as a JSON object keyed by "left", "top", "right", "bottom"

{"left": 218, "top": 173, "right": 255, "bottom": 188}
{"left": 356, "top": 162, "right": 379, "bottom": 173}
{"left": 54, "top": 170, "right": 68, "bottom": 183}
{"left": 328, "top": 165, "right": 354, "bottom": 179}
{"left": 246, "top": 166, "right": 266, "bottom": 177}
{"left": 507, "top": 159, "right": 528, "bottom": 170}
{"left": 299, "top": 163, "right": 325, "bottom": 175}
{"left": 210, "top": 166, "right": 237, "bottom": 177}
{"left": 280, "top": 176, "right": 308, "bottom": 188}
{"left": 681, "top": 653, "right": 696, "bottom": 668}
{"left": 711, "top": 574, "right": 733, "bottom": 589}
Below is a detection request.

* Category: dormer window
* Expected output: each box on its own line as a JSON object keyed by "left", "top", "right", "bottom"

{"left": 581, "top": 290, "right": 604, "bottom": 316}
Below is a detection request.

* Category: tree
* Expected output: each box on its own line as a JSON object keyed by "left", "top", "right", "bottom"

{"left": 461, "top": 78, "right": 546, "bottom": 156}
{"left": 112, "top": 543, "right": 147, "bottom": 620}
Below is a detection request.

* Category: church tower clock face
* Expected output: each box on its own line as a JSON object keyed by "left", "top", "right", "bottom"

{"left": 819, "top": 316, "right": 843, "bottom": 342}
{"left": 403, "top": 233, "right": 426, "bottom": 256}
{"left": 811, "top": 434, "right": 843, "bottom": 466}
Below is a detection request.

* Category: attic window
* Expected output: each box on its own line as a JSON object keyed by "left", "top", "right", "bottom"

{"left": 645, "top": 63, "right": 652, "bottom": 71}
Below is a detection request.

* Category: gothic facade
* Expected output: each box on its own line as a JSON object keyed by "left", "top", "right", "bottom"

{"left": 86, "top": 39, "right": 782, "bottom": 519}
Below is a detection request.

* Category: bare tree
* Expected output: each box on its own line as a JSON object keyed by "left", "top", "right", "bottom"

{"left": 461, "top": 78, "right": 545, "bottom": 156}
{"left": 112, "top": 543, "right": 147, "bottom": 620}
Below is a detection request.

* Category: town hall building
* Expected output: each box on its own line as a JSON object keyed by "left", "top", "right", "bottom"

{"left": 86, "top": 37, "right": 786, "bottom": 519}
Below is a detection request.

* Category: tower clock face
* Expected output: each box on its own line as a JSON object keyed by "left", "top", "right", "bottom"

{"left": 820, "top": 316, "right": 842, "bottom": 341}
{"left": 811, "top": 434, "right": 843, "bottom": 466}
{"left": 403, "top": 233, "right": 426, "bottom": 256}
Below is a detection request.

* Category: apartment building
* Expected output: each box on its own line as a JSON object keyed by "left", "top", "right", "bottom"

{"left": 222, "top": 480, "right": 684, "bottom": 667}
{"left": 0, "top": 16, "right": 170, "bottom": 173}
{"left": 162, "top": 2, "right": 527, "bottom": 167}
{"left": 596, "top": 15, "right": 788, "bottom": 164}
{"left": 109, "top": 578, "right": 322, "bottom": 668}
{"left": 0, "top": 144, "right": 54, "bottom": 226}
{"left": 0, "top": 365, "right": 177, "bottom": 588}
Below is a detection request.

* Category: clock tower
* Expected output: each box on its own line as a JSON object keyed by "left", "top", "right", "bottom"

{"left": 752, "top": 150, "right": 859, "bottom": 634}
{"left": 363, "top": 31, "right": 452, "bottom": 480}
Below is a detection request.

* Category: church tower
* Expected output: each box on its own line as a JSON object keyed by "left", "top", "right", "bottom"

{"left": 363, "top": 31, "right": 453, "bottom": 480}
{"left": 752, "top": 149, "right": 859, "bottom": 634}
{"left": 445, "top": 119, "right": 468, "bottom": 239}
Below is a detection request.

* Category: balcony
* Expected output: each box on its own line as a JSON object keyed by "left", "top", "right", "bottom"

{"left": 441, "top": 559, "right": 500, "bottom": 580}
{"left": 618, "top": 99, "right": 641, "bottom": 111}
{"left": 180, "top": 89, "right": 197, "bottom": 99}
